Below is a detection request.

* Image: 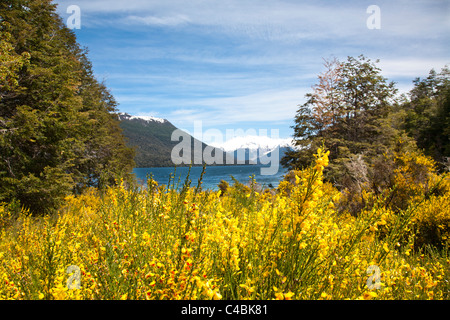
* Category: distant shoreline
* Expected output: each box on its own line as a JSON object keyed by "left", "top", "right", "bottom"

{"left": 133, "top": 164, "right": 288, "bottom": 190}
{"left": 133, "top": 162, "right": 268, "bottom": 169}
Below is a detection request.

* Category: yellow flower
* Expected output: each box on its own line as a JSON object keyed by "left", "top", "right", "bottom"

{"left": 363, "top": 291, "right": 378, "bottom": 300}
{"left": 284, "top": 292, "right": 295, "bottom": 300}
{"left": 275, "top": 292, "right": 284, "bottom": 300}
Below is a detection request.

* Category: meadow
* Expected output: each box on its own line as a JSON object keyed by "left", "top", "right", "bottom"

{"left": 0, "top": 149, "right": 449, "bottom": 300}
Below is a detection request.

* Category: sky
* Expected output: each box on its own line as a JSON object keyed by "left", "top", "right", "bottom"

{"left": 53, "top": 0, "right": 450, "bottom": 143}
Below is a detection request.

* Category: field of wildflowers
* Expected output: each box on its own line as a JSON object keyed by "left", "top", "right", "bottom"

{"left": 0, "top": 149, "right": 449, "bottom": 300}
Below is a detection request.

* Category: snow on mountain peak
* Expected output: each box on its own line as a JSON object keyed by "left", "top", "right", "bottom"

{"left": 130, "top": 115, "right": 166, "bottom": 123}
{"left": 119, "top": 113, "right": 166, "bottom": 124}
{"left": 211, "top": 135, "right": 294, "bottom": 152}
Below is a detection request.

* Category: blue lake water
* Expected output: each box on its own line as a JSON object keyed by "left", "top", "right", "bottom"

{"left": 133, "top": 165, "right": 288, "bottom": 191}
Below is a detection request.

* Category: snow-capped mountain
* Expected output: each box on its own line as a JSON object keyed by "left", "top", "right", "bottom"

{"left": 212, "top": 135, "right": 294, "bottom": 153}
{"left": 118, "top": 112, "right": 207, "bottom": 167}
{"left": 118, "top": 112, "right": 295, "bottom": 167}
{"left": 211, "top": 135, "right": 294, "bottom": 164}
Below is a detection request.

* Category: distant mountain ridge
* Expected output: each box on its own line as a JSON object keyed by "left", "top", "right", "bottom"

{"left": 213, "top": 135, "right": 294, "bottom": 153}
{"left": 118, "top": 113, "right": 293, "bottom": 167}
{"left": 118, "top": 113, "right": 208, "bottom": 167}
{"left": 212, "top": 135, "right": 294, "bottom": 164}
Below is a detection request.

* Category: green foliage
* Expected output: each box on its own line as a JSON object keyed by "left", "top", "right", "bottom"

{"left": 0, "top": 22, "right": 30, "bottom": 93}
{"left": 282, "top": 55, "right": 400, "bottom": 185}
{"left": 401, "top": 67, "right": 450, "bottom": 169}
{"left": 0, "top": 0, "right": 135, "bottom": 213}
{"left": 283, "top": 55, "right": 449, "bottom": 228}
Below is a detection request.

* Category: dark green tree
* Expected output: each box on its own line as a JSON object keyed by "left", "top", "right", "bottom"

{"left": 0, "top": 0, "right": 134, "bottom": 213}
{"left": 401, "top": 66, "right": 450, "bottom": 169}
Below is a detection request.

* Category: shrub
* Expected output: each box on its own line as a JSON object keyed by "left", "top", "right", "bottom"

{"left": 0, "top": 149, "right": 448, "bottom": 300}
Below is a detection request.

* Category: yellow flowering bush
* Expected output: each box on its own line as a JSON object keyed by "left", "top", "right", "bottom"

{"left": 0, "top": 148, "right": 448, "bottom": 300}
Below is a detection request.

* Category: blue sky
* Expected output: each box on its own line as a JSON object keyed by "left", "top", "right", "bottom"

{"left": 54, "top": 0, "right": 449, "bottom": 142}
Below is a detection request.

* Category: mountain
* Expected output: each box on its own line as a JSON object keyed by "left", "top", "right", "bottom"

{"left": 211, "top": 135, "right": 294, "bottom": 164}
{"left": 118, "top": 113, "right": 293, "bottom": 167}
{"left": 118, "top": 113, "right": 209, "bottom": 167}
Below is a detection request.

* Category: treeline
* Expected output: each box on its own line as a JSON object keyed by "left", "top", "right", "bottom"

{"left": 282, "top": 55, "right": 449, "bottom": 215}
{"left": 0, "top": 0, "right": 135, "bottom": 214}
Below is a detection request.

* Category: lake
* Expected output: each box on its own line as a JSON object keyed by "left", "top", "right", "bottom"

{"left": 133, "top": 165, "right": 289, "bottom": 191}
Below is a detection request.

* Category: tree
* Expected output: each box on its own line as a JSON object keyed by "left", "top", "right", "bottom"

{"left": 282, "top": 55, "right": 400, "bottom": 185}
{"left": 0, "top": 22, "right": 30, "bottom": 97}
{"left": 0, "top": 0, "right": 134, "bottom": 213}
{"left": 401, "top": 66, "right": 450, "bottom": 169}
{"left": 281, "top": 58, "right": 343, "bottom": 171}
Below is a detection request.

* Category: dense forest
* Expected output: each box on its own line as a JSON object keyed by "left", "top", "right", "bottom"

{"left": 0, "top": 0, "right": 135, "bottom": 213}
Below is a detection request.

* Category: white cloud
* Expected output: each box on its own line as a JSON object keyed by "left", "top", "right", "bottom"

{"left": 165, "top": 88, "right": 308, "bottom": 126}
{"left": 379, "top": 58, "right": 449, "bottom": 79}
{"left": 55, "top": 0, "right": 449, "bottom": 39}
{"left": 54, "top": 0, "right": 380, "bottom": 41}
{"left": 125, "top": 14, "right": 191, "bottom": 27}
{"left": 53, "top": 0, "right": 449, "bottom": 136}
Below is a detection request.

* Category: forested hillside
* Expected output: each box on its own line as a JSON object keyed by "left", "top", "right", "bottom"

{"left": 118, "top": 113, "right": 209, "bottom": 167}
